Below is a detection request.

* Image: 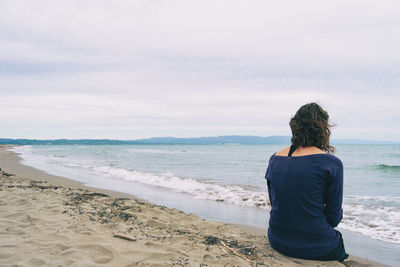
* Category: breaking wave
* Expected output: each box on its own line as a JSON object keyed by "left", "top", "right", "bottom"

{"left": 375, "top": 164, "right": 400, "bottom": 172}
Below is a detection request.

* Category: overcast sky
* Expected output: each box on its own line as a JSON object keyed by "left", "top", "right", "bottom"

{"left": 0, "top": 1, "right": 399, "bottom": 140}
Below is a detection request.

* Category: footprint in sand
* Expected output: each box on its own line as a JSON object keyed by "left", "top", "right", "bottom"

{"left": 44, "top": 242, "right": 73, "bottom": 255}
{"left": 0, "top": 225, "right": 26, "bottom": 235}
{"left": 26, "top": 258, "right": 46, "bottom": 266}
{"left": 77, "top": 244, "right": 114, "bottom": 264}
{"left": 15, "top": 198, "right": 29, "bottom": 206}
{"left": 68, "top": 224, "right": 95, "bottom": 235}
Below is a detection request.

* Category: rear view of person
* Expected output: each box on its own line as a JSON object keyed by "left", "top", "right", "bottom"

{"left": 265, "top": 103, "right": 349, "bottom": 262}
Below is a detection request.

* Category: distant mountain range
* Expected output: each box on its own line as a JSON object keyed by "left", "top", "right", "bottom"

{"left": 0, "top": 135, "right": 399, "bottom": 145}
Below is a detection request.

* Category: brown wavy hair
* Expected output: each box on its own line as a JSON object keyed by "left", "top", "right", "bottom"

{"left": 289, "top": 103, "right": 335, "bottom": 153}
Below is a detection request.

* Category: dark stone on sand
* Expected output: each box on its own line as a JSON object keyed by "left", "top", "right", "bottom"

{"left": 225, "top": 240, "right": 238, "bottom": 247}
{"left": 175, "top": 229, "right": 191, "bottom": 235}
{"left": 111, "top": 198, "right": 129, "bottom": 207}
{"left": 239, "top": 246, "right": 256, "bottom": 256}
{"left": 119, "top": 212, "right": 136, "bottom": 221}
{"left": 1, "top": 171, "right": 15, "bottom": 177}
{"left": 204, "top": 235, "right": 219, "bottom": 245}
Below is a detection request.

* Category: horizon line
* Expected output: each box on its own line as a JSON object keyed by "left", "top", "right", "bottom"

{"left": 1, "top": 135, "right": 399, "bottom": 143}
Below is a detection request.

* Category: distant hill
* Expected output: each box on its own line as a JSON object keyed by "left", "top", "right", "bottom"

{"left": 0, "top": 136, "right": 398, "bottom": 145}
{"left": 131, "top": 135, "right": 291, "bottom": 144}
{"left": 0, "top": 139, "right": 128, "bottom": 145}
{"left": 0, "top": 136, "right": 291, "bottom": 145}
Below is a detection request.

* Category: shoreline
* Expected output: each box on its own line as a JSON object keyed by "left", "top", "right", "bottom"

{"left": 0, "top": 145, "right": 386, "bottom": 266}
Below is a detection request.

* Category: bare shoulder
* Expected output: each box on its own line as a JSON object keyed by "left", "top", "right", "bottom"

{"left": 293, "top": 146, "right": 326, "bottom": 156}
{"left": 275, "top": 146, "right": 291, "bottom": 156}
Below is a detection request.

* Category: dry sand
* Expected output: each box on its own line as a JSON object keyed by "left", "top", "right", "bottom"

{"left": 0, "top": 146, "right": 383, "bottom": 267}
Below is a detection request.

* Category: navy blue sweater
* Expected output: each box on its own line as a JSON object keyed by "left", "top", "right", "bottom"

{"left": 265, "top": 153, "right": 343, "bottom": 259}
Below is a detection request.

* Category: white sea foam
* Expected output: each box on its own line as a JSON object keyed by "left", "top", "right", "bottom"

{"left": 11, "top": 146, "right": 270, "bottom": 209}
{"left": 10, "top": 146, "right": 400, "bottom": 244}
{"left": 341, "top": 196, "right": 400, "bottom": 244}
{"left": 91, "top": 166, "right": 269, "bottom": 208}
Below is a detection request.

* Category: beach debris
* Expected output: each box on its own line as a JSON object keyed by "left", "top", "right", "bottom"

{"left": 112, "top": 233, "right": 137, "bottom": 241}
{"left": 111, "top": 198, "right": 129, "bottom": 207}
{"left": 220, "top": 240, "right": 252, "bottom": 261}
{"left": 204, "top": 235, "right": 219, "bottom": 245}
{"left": 119, "top": 212, "right": 135, "bottom": 221}
{"left": 168, "top": 256, "right": 190, "bottom": 266}
{"left": 30, "top": 180, "right": 59, "bottom": 190}
{"left": 1, "top": 170, "right": 15, "bottom": 177}
{"left": 203, "top": 235, "right": 255, "bottom": 261}
{"left": 73, "top": 192, "right": 109, "bottom": 201}
{"left": 175, "top": 228, "right": 191, "bottom": 235}
{"left": 239, "top": 246, "right": 256, "bottom": 257}
{"left": 6, "top": 181, "right": 59, "bottom": 190}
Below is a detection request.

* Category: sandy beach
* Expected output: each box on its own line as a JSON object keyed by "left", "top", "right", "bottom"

{"left": 0, "top": 146, "right": 384, "bottom": 267}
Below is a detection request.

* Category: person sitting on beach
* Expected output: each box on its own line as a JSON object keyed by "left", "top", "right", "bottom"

{"left": 265, "top": 102, "right": 349, "bottom": 262}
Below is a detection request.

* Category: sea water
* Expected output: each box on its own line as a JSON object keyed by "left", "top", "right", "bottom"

{"left": 11, "top": 144, "right": 400, "bottom": 265}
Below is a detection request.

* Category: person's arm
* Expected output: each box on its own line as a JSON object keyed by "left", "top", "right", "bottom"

{"left": 265, "top": 163, "right": 273, "bottom": 205}
{"left": 266, "top": 179, "right": 272, "bottom": 204}
{"left": 325, "top": 161, "right": 344, "bottom": 227}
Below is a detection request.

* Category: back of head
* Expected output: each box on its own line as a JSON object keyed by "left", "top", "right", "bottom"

{"left": 289, "top": 103, "right": 335, "bottom": 153}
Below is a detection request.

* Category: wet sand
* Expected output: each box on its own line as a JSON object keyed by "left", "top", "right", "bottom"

{"left": 0, "top": 145, "right": 384, "bottom": 266}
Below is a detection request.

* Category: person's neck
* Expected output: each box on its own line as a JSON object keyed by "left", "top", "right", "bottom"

{"left": 291, "top": 146, "right": 325, "bottom": 157}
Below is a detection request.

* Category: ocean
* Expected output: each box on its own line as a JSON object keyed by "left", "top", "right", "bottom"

{"left": 11, "top": 144, "right": 400, "bottom": 266}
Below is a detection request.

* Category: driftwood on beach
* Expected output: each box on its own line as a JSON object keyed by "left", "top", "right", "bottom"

{"left": 112, "top": 233, "right": 137, "bottom": 241}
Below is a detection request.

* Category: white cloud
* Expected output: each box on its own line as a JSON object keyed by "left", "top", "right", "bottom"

{"left": 0, "top": 0, "right": 399, "bottom": 140}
